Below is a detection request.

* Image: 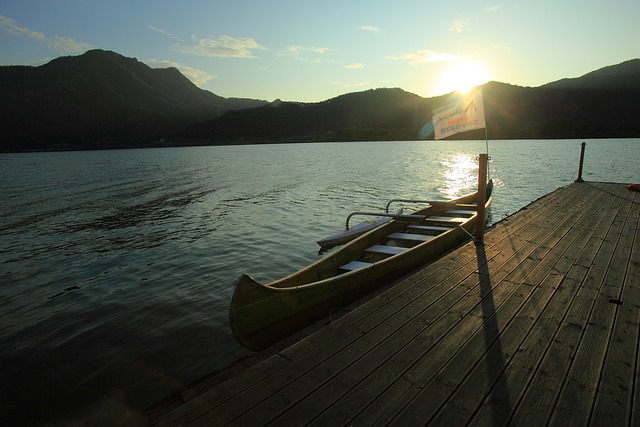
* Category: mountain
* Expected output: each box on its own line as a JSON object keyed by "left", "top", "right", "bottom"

{"left": 2, "top": 53, "right": 639, "bottom": 151}
{"left": 177, "top": 59, "right": 640, "bottom": 143}
{"left": 178, "top": 88, "right": 433, "bottom": 144}
{"left": 0, "top": 49, "right": 268, "bottom": 150}
{"left": 542, "top": 59, "right": 640, "bottom": 90}
{"left": 484, "top": 59, "right": 640, "bottom": 139}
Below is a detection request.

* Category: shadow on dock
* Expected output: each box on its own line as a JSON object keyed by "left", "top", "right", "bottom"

{"left": 477, "top": 241, "right": 514, "bottom": 424}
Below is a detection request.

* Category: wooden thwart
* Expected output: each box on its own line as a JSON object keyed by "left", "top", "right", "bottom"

{"left": 340, "top": 260, "right": 372, "bottom": 271}
{"left": 406, "top": 224, "right": 451, "bottom": 233}
{"left": 365, "top": 245, "right": 408, "bottom": 255}
{"left": 445, "top": 209, "right": 476, "bottom": 216}
{"left": 387, "top": 232, "right": 436, "bottom": 242}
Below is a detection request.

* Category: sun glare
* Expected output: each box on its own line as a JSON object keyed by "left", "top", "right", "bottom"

{"left": 441, "top": 155, "right": 477, "bottom": 197}
{"left": 435, "top": 60, "right": 491, "bottom": 95}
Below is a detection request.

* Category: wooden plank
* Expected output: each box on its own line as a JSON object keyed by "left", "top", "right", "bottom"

{"left": 629, "top": 189, "right": 640, "bottom": 427}
{"left": 365, "top": 245, "right": 408, "bottom": 255}
{"left": 508, "top": 183, "right": 628, "bottom": 426}
{"left": 325, "top": 183, "right": 599, "bottom": 426}
{"left": 387, "top": 232, "right": 435, "bottom": 242}
{"left": 340, "top": 260, "right": 372, "bottom": 271}
{"left": 384, "top": 182, "right": 604, "bottom": 426}
{"left": 466, "top": 185, "right": 626, "bottom": 427}
{"left": 386, "top": 183, "right": 617, "bottom": 426}
{"left": 480, "top": 184, "right": 586, "bottom": 253}
{"left": 490, "top": 184, "right": 583, "bottom": 235}
{"left": 589, "top": 188, "right": 640, "bottom": 426}
{"left": 548, "top": 185, "right": 634, "bottom": 426}
{"left": 406, "top": 224, "right": 451, "bottom": 234}
{"left": 358, "top": 196, "right": 596, "bottom": 426}
{"left": 424, "top": 216, "right": 467, "bottom": 223}
{"left": 278, "top": 257, "right": 513, "bottom": 425}
{"left": 430, "top": 274, "right": 565, "bottom": 427}
{"left": 446, "top": 209, "right": 476, "bottom": 216}
{"left": 434, "top": 187, "right": 619, "bottom": 426}
{"left": 276, "top": 256, "right": 507, "bottom": 425}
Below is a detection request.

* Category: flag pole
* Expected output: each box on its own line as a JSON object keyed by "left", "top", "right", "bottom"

{"left": 484, "top": 127, "right": 490, "bottom": 180}
{"left": 476, "top": 153, "right": 488, "bottom": 242}
{"left": 478, "top": 89, "right": 488, "bottom": 241}
{"left": 476, "top": 88, "right": 491, "bottom": 243}
{"left": 485, "top": 127, "right": 489, "bottom": 154}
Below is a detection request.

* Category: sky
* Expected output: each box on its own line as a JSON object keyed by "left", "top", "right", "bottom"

{"left": 1, "top": 0, "right": 639, "bottom": 103}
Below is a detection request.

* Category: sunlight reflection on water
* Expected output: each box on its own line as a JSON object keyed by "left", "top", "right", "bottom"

{"left": 440, "top": 154, "right": 478, "bottom": 197}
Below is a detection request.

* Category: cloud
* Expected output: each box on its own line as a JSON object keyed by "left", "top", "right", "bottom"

{"left": 450, "top": 19, "right": 472, "bottom": 34}
{"left": 359, "top": 25, "right": 381, "bottom": 33}
{"left": 344, "top": 63, "right": 364, "bottom": 69}
{"left": 385, "top": 49, "right": 458, "bottom": 65}
{"left": 0, "top": 14, "right": 92, "bottom": 53}
{"left": 175, "top": 35, "right": 265, "bottom": 58}
{"left": 148, "top": 25, "right": 174, "bottom": 37}
{"left": 485, "top": 4, "right": 502, "bottom": 12}
{"left": 279, "top": 45, "right": 329, "bottom": 56}
{"left": 276, "top": 45, "right": 331, "bottom": 64}
{"left": 145, "top": 59, "right": 215, "bottom": 86}
{"left": 50, "top": 35, "right": 92, "bottom": 53}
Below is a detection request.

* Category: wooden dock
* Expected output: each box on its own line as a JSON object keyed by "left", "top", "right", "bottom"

{"left": 150, "top": 181, "right": 639, "bottom": 426}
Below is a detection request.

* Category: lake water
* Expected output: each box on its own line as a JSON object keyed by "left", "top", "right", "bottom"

{"left": 1, "top": 139, "right": 638, "bottom": 424}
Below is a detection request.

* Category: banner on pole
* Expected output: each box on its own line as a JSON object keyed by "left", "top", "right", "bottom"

{"left": 432, "top": 88, "right": 485, "bottom": 140}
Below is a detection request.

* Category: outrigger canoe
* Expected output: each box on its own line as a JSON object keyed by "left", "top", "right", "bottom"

{"left": 230, "top": 180, "right": 493, "bottom": 350}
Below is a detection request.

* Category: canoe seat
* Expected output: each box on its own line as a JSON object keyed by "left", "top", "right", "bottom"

{"left": 407, "top": 225, "right": 451, "bottom": 234}
{"left": 340, "top": 260, "right": 372, "bottom": 271}
{"left": 387, "top": 232, "right": 435, "bottom": 243}
{"left": 425, "top": 216, "right": 467, "bottom": 223}
{"left": 446, "top": 209, "right": 475, "bottom": 217}
{"left": 366, "top": 245, "right": 407, "bottom": 255}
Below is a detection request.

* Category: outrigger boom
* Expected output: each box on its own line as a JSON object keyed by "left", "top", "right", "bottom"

{"left": 345, "top": 212, "right": 427, "bottom": 230}
{"left": 348, "top": 199, "right": 475, "bottom": 230}
{"left": 385, "top": 199, "right": 473, "bottom": 213}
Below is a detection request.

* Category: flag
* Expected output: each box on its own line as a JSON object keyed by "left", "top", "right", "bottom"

{"left": 432, "top": 87, "right": 485, "bottom": 140}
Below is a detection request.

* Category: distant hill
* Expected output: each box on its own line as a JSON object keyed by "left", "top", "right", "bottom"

{"left": 0, "top": 49, "right": 267, "bottom": 150}
{"left": 542, "top": 59, "right": 640, "bottom": 90}
{"left": 1, "top": 52, "right": 639, "bottom": 151}
{"left": 484, "top": 59, "right": 640, "bottom": 139}
{"left": 178, "top": 59, "right": 640, "bottom": 143}
{"left": 178, "top": 88, "right": 434, "bottom": 144}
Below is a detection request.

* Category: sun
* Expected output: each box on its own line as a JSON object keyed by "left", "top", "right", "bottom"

{"left": 435, "top": 59, "right": 491, "bottom": 95}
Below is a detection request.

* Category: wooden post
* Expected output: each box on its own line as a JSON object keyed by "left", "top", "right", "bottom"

{"left": 575, "top": 142, "right": 586, "bottom": 183}
{"left": 476, "top": 153, "right": 488, "bottom": 242}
